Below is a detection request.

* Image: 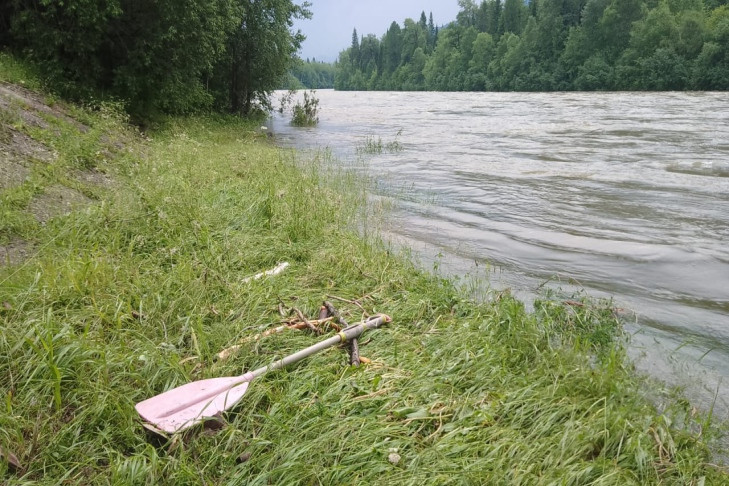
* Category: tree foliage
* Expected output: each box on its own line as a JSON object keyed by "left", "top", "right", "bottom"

{"left": 3, "top": 0, "right": 310, "bottom": 119}
{"left": 285, "top": 59, "right": 336, "bottom": 89}
{"left": 335, "top": 0, "right": 729, "bottom": 91}
{"left": 212, "top": 0, "right": 311, "bottom": 115}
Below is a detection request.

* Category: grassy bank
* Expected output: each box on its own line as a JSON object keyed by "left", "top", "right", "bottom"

{"left": 1, "top": 58, "right": 726, "bottom": 484}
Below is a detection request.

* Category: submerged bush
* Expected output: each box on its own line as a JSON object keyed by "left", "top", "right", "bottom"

{"left": 290, "top": 90, "right": 319, "bottom": 126}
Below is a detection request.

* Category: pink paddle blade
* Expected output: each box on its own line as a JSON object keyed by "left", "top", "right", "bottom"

{"left": 135, "top": 375, "right": 251, "bottom": 434}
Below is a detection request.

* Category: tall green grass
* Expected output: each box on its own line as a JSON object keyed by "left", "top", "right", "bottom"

{"left": 0, "top": 86, "right": 725, "bottom": 482}
{"left": 356, "top": 133, "right": 404, "bottom": 155}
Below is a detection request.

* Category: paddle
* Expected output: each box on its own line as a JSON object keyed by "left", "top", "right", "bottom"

{"left": 135, "top": 314, "right": 391, "bottom": 434}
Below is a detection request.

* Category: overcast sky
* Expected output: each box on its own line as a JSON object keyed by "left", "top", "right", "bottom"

{"left": 294, "top": 0, "right": 462, "bottom": 62}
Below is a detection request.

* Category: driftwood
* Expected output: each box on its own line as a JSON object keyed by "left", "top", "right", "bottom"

{"left": 323, "top": 301, "right": 349, "bottom": 327}
{"left": 216, "top": 317, "right": 335, "bottom": 361}
{"left": 324, "top": 300, "right": 363, "bottom": 366}
{"left": 217, "top": 300, "right": 378, "bottom": 365}
{"left": 293, "top": 307, "right": 321, "bottom": 334}
{"left": 242, "top": 262, "right": 289, "bottom": 283}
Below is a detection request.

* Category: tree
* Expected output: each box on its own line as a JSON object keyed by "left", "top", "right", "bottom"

{"left": 359, "top": 34, "right": 381, "bottom": 78}
{"left": 331, "top": 0, "right": 722, "bottom": 93}
{"left": 351, "top": 28, "right": 360, "bottom": 67}
{"left": 475, "top": 1, "right": 492, "bottom": 33}
{"left": 400, "top": 18, "right": 427, "bottom": 65}
{"left": 467, "top": 31, "right": 495, "bottom": 89}
{"left": 112, "top": 0, "right": 241, "bottom": 116}
{"left": 457, "top": 0, "right": 479, "bottom": 27}
{"left": 692, "top": 5, "right": 729, "bottom": 89}
{"left": 428, "top": 12, "right": 437, "bottom": 50}
{"left": 215, "top": 0, "right": 311, "bottom": 115}
{"left": 0, "top": 1, "right": 15, "bottom": 46}
{"left": 10, "top": 0, "right": 123, "bottom": 96}
{"left": 502, "top": 0, "right": 525, "bottom": 34}
{"left": 10, "top": 0, "right": 241, "bottom": 116}
{"left": 381, "top": 21, "right": 403, "bottom": 76}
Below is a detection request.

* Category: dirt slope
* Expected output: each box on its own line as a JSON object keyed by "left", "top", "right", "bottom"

{"left": 0, "top": 83, "right": 113, "bottom": 266}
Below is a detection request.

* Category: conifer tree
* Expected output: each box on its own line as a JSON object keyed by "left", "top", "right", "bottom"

{"left": 351, "top": 28, "right": 361, "bottom": 68}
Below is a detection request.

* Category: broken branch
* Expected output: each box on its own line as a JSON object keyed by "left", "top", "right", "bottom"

{"left": 242, "top": 262, "right": 289, "bottom": 284}
{"left": 293, "top": 307, "right": 321, "bottom": 334}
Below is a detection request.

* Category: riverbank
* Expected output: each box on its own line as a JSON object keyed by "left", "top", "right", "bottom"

{"left": 1, "top": 58, "right": 726, "bottom": 483}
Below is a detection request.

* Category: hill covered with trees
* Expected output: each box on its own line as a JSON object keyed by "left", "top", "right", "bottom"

{"left": 0, "top": 0, "right": 310, "bottom": 119}
{"left": 335, "top": 0, "right": 729, "bottom": 91}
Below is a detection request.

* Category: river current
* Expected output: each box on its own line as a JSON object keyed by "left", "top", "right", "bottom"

{"left": 270, "top": 90, "right": 729, "bottom": 416}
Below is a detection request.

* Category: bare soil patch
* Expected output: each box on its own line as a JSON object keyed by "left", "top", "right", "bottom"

{"left": 0, "top": 83, "right": 88, "bottom": 131}
{"left": 74, "top": 168, "right": 116, "bottom": 189}
{"left": 0, "top": 237, "right": 34, "bottom": 267}
{"left": 28, "top": 185, "right": 93, "bottom": 223}
{"left": 0, "top": 81, "right": 121, "bottom": 267}
{"left": 0, "top": 159, "right": 30, "bottom": 190}
{"left": 1, "top": 127, "right": 56, "bottom": 162}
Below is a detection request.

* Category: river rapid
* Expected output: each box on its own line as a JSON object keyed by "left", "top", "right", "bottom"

{"left": 270, "top": 90, "right": 729, "bottom": 415}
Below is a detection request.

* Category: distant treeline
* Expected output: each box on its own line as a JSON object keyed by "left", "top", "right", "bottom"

{"left": 335, "top": 0, "right": 729, "bottom": 91}
{"left": 0, "top": 0, "right": 310, "bottom": 119}
{"left": 284, "top": 59, "right": 336, "bottom": 89}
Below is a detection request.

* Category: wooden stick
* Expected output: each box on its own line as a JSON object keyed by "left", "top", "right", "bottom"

{"left": 324, "top": 300, "right": 360, "bottom": 366}
{"left": 318, "top": 305, "right": 341, "bottom": 331}
{"left": 349, "top": 337, "right": 360, "bottom": 366}
{"left": 323, "top": 301, "right": 349, "bottom": 328}
{"left": 293, "top": 307, "right": 321, "bottom": 334}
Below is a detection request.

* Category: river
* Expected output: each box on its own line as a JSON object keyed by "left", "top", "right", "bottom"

{"left": 270, "top": 90, "right": 729, "bottom": 416}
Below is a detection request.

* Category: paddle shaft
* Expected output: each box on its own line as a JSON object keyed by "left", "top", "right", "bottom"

{"left": 247, "top": 315, "right": 389, "bottom": 381}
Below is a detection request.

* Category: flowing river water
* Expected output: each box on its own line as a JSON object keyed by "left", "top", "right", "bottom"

{"left": 270, "top": 90, "right": 729, "bottom": 416}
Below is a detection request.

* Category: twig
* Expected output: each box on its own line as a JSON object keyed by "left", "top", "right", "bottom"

{"left": 324, "top": 301, "right": 349, "bottom": 328}
{"left": 326, "top": 294, "right": 370, "bottom": 317}
{"left": 293, "top": 307, "right": 321, "bottom": 334}
{"left": 216, "top": 317, "right": 336, "bottom": 361}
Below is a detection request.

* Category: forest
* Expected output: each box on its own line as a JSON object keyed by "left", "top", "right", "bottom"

{"left": 285, "top": 59, "right": 336, "bottom": 89}
{"left": 0, "top": 0, "right": 310, "bottom": 119}
{"left": 335, "top": 0, "right": 729, "bottom": 91}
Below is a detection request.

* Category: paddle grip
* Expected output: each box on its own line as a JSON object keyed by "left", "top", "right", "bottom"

{"left": 340, "top": 314, "right": 390, "bottom": 342}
